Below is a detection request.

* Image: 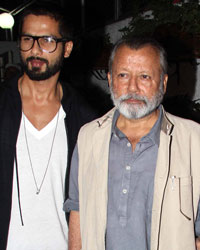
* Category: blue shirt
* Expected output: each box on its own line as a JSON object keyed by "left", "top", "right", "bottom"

{"left": 106, "top": 108, "right": 162, "bottom": 250}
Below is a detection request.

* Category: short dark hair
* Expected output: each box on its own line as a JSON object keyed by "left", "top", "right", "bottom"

{"left": 18, "top": 1, "right": 73, "bottom": 41}
{"left": 108, "top": 36, "right": 168, "bottom": 75}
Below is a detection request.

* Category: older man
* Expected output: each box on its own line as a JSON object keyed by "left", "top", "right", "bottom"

{"left": 65, "top": 37, "right": 200, "bottom": 250}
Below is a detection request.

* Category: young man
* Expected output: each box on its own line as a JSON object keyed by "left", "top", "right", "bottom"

{"left": 0, "top": 2, "right": 96, "bottom": 250}
{"left": 66, "top": 37, "right": 200, "bottom": 250}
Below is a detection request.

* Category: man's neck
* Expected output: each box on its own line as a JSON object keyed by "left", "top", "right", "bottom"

{"left": 18, "top": 73, "right": 63, "bottom": 130}
{"left": 19, "top": 72, "right": 62, "bottom": 103}
{"left": 116, "top": 109, "right": 160, "bottom": 151}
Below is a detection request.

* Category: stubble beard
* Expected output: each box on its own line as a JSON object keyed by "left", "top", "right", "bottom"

{"left": 20, "top": 50, "right": 64, "bottom": 81}
{"left": 110, "top": 82, "right": 164, "bottom": 120}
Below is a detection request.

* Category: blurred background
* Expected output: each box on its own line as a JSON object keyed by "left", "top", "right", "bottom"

{"left": 1, "top": 0, "right": 200, "bottom": 119}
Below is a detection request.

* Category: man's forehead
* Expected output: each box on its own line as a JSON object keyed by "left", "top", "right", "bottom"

{"left": 116, "top": 44, "right": 159, "bottom": 56}
{"left": 22, "top": 14, "right": 60, "bottom": 36}
{"left": 113, "top": 46, "right": 159, "bottom": 64}
{"left": 22, "top": 14, "right": 58, "bottom": 26}
{"left": 112, "top": 45, "right": 161, "bottom": 68}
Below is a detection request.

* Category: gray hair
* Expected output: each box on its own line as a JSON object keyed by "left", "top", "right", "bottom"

{"left": 108, "top": 37, "right": 168, "bottom": 76}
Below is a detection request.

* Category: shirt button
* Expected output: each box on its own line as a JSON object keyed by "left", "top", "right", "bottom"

{"left": 122, "top": 189, "right": 127, "bottom": 194}
{"left": 126, "top": 165, "right": 131, "bottom": 170}
{"left": 127, "top": 142, "right": 131, "bottom": 147}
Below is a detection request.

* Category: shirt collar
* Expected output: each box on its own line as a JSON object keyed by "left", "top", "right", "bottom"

{"left": 111, "top": 105, "right": 163, "bottom": 146}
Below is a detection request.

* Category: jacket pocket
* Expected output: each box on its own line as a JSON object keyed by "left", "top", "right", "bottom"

{"left": 179, "top": 176, "right": 193, "bottom": 220}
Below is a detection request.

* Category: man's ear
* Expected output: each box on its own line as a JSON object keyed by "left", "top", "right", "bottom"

{"left": 107, "top": 72, "right": 111, "bottom": 87}
{"left": 163, "top": 74, "right": 168, "bottom": 94}
{"left": 64, "top": 41, "right": 73, "bottom": 58}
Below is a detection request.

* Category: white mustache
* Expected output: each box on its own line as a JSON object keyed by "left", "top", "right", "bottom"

{"left": 118, "top": 93, "right": 148, "bottom": 103}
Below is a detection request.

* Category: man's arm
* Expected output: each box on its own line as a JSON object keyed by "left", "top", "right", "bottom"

{"left": 64, "top": 145, "right": 81, "bottom": 249}
{"left": 196, "top": 237, "right": 200, "bottom": 250}
{"left": 195, "top": 200, "right": 200, "bottom": 249}
{"left": 69, "top": 211, "right": 81, "bottom": 250}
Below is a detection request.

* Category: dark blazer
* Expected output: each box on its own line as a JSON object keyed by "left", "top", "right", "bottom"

{"left": 0, "top": 74, "right": 97, "bottom": 249}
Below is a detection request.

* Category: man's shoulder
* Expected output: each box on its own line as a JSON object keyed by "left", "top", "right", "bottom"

{"left": 165, "top": 110, "right": 200, "bottom": 133}
{"left": 61, "top": 81, "right": 98, "bottom": 121}
{"left": 79, "top": 108, "right": 115, "bottom": 133}
{"left": 61, "top": 82, "right": 91, "bottom": 109}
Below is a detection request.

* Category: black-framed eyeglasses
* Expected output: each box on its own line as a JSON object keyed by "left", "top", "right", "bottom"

{"left": 19, "top": 35, "right": 68, "bottom": 53}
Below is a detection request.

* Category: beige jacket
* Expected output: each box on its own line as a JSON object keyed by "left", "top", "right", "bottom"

{"left": 77, "top": 107, "right": 200, "bottom": 250}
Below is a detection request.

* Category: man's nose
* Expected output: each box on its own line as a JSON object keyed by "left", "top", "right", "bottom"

{"left": 31, "top": 39, "right": 42, "bottom": 55}
{"left": 128, "top": 76, "right": 139, "bottom": 93}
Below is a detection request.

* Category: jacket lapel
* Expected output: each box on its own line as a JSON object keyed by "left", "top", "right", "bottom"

{"left": 151, "top": 111, "right": 174, "bottom": 250}
{"left": 91, "top": 109, "right": 115, "bottom": 239}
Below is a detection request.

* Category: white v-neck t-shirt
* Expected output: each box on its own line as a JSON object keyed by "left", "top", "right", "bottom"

{"left": 7, "top": 106, "right": 68, "bottom": 250}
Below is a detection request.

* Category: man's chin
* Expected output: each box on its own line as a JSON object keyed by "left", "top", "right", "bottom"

{"left": 119, "top": 102, "right": 145, "bottom": 113}
{"left": 118, "top": 104, "right": 156, "bottom": 120}
{"left": 26, "top": 71, "right": 49, "bottom": 81}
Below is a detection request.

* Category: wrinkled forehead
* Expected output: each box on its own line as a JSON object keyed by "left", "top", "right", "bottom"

{"left": 113, "top": 45, "right": 161, "bottom": 70}
{"left": 116, "top": 44, "right": 160, "bottom": 59}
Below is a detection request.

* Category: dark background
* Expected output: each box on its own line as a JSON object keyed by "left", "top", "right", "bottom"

{"left": 1, "top": 0, "right": 200, "bottom": 121}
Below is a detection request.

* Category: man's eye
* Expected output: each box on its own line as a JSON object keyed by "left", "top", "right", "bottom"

{"left": 43, "top": 37, "right": 54, "bottom": 43}
{"left": 23, "top": 37, "right": 32, "bottom": 41}
{"left": 141, "top": 74, "right": 150, "bottom": 80}
{"left": 118, "top": 73, "right": 127, "bottom": 78}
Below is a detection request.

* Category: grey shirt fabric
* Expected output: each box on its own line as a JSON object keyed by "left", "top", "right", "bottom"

{"left": 195, "top": 205, "right": 200, "bottom": 236}
{"left": 105, "top": 108, "right": 162, "bottom": 250}
{"left": 64, "top": 144, "right": 80, "bottom": 212}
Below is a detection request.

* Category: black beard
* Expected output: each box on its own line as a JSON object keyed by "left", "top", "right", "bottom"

{"left": 20, "top": 52, "right": 64, "bottom": 81}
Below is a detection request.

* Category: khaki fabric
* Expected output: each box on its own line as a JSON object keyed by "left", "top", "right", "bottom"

{"left": 77, "top": 107, "right": 200, "bottom": 250}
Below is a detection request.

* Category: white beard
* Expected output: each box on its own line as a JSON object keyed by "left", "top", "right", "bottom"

{"left": 110, "top": 85, "right": 164, "bottom": 120}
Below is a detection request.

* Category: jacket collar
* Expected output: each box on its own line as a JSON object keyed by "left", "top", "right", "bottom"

{"left": 161, "top": 106, "right": 174, "bottom": 135}
{"left": 95, "top": 105, "right": 174, "bottom": 136}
